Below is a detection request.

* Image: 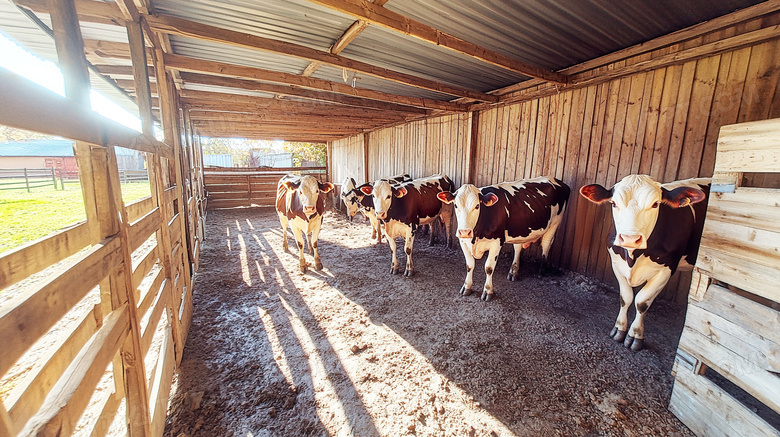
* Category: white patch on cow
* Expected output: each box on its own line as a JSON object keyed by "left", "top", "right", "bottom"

{"left": 536, "top": 188, "right": 548, "bottom": 197}
{"left": 524, "top": 201, "right": 534, "bottom": 212}
{"left": 341, "top": 177, "right": 361, "bottom": 217}
{"left": 371, "top": 179, "right": 394, "bottom": 220}
{"left": 297, "top": 176, "right": 323, "bottom": 218}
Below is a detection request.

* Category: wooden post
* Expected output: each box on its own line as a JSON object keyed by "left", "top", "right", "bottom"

{"left": 327, "top": 141, "right": 333, "bottom": 183}
{"left": 363, "top": 133, "right": 370, "bottom": 183}
{"left": 24, "top": 168, "right": 30, "bottom": 192}
{"left": 50, "top": 167, "right": 57, "bottom": 189}
{"left": 467, "top": 111, "right": 480, "bottom": 185}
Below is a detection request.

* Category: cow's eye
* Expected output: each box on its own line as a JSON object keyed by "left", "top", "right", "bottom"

{"left": 475, "top": 204, "right": 480, "bottom": 210}
{"left": 610, "top": 201, "right": 617, "bottom": 208}
{"left": 651, "top": 201, "right": 659, "bottom": 209}
{"left": 386, "top": 195, "right": 391, "bottom": 200}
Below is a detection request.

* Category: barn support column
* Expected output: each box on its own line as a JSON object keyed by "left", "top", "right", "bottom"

{"left": 363, "top": 132, "right": 370, "bottom": 183}
{"left": 49, "top": 0, "right": 153, "bottom": 435}
{"left": 467, "top": 111, "right": 480, "bottom": 185}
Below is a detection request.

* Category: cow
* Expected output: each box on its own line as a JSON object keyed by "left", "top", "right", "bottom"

{"left": 580, "top": 175, "right": 710, "bottom": 351}
{"left": 438, "top": 176, "right": 570, "bottom": 301}
{"left": 276, "top": 174, "right": 334, "bottom": 273}
{"left": 359, "top": 174, "right": 454, "bottom": 276}
{"left": 340, "top": 174, "right": 411, "bottom": 243}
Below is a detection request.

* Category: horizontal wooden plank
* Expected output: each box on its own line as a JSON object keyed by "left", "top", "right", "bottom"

{"left": 126, "top": 196, "right": 154, "bottom": 223}
{"left": 0, "top": 221, "right": 90, "bottom": 290}
{"left": 19, "top": 305, "right": 130, "bottom": 436}
{"left": 706, "top": 189, "right": 780, "bottom": 234}
{"left": 132, "top": 243, "right": 159, "bottom": 291}
{"left": 0, "top": 235, "right": 122, "bottom": 378}
{"left": 141, "top": 286, "right": 168, "bottom": 357}
{"left": 696, "top": 241, "right": 780, "bottom": 303}
{"left": 698, "top": 216, "right": 780, "bottom": 279}
{"left": 715, "top": 118, "right": 780, "bottom": 173}
{"left": 685, "top": 303, "right": 780, "bottom": 373}
{"left": 679, "top": 329, "right": 780, "bottom": 415}
{"left": 129, "top": 208, "right": 161, "bottom": 252}
{"left": 163, "top": 186, "right": 177, "bottom": 207}
{"left": 138, "top": 273, "right": 166, "bottom": 319}
{"left": 203, "top": 185, "right": 251, "bottom": 194}
{"left": 670, "top": 358, "right": 780, "bottom": 437}
{"left": 0, "top": 68, "right": 172, "bottom": 159}
{"left": 206, "top": 191, "right": 252, "bottom": 200}
{"left": 7, "top": 305, "right": 101, "bottom": 434}
{"left": 694, "top": 283, "right": 780, "bottom": 347}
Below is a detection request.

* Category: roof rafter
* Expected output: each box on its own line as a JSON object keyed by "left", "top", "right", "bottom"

{"left": 305, "top": 0, "right": 568, "bottom": 84}
{"left": 164, "top": 54, "right": 467, "bottom": 112}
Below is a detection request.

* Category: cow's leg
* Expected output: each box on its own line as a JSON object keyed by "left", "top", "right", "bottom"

{"left": 367, "top": 211, "right": 382, "bottom": 244}
{"left": 459, "top": 240, "right": 475, "bottom": 296}
{"left": 278, "top": 213, "right": 290, "bottom": 252}
{"left": 439, "top": 204, "right": 454, "bottom": 249}
{"left": 310, "top": 218, "right": 323, "bottom": 270}
{"left": 625, "top": 269, "right": 672, "bottom": 351}
{"left": 481, "top": 241, "right": 502, "bottom": 301}
{"left": 404, "top": 227, "right": 416, "bottom": 277}
{"left": 292, "top": 223, "right": 308, "bottom": 273}
{"left": 428, "top": 219, "right": 437, "bottom": 246}
{"left": 611, "top": 271, "right": 635, "bottom": 343}
{"left": 386, "top": 232, "right": 400, "bottom": 275}
{"left": 537, "top": 221, "right": 562, "bottom": 276}
{"left": 507, "top": 244, "right": 524, "bottom": 281}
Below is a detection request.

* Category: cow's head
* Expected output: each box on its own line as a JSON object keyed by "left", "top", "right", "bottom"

{"left": 340, "top": 177, "right": 361, "bottom": 217}
{"left": 438, "top": 184, "right": 498, "bottom": 240}
{"left": 361, "top": 180, "right": 407, "bottom": 220}
{"left": 284, "top": 175, "right": 334, "bottom": 218}
{"left": 580, "top": 174, "right": 706, "bottom": 250}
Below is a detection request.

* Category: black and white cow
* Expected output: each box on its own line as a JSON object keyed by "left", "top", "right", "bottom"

{"left": 359, "top": 174, "right": 454, "bottom": 276}
{"left": 438, "top": 176, "right": 570, "bottom": 301}
{"left": 340, "top": 174, "right": 411, "bottom": 243}
{"left": 580, "top": 175, "right": 710, "bottom": 351}
{"left": 276, "top": 174, "right": 334, "bottom": 273}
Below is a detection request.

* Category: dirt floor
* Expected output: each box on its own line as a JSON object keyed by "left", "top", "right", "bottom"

{"left": 164, "top": 207, "right": 694, "bottom": 437}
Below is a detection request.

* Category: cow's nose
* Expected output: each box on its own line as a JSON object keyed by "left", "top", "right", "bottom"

{"left": 618, "top": 234, "right": 643, "bottom": 247}
{"left": 457, "top": 229, "right": 473, "bottom": 239}
{"left": 376, "top": 211, "right": 387, "bottom": 220}
{"left": 304, "top": 206, "right": 316, "bottom": 214}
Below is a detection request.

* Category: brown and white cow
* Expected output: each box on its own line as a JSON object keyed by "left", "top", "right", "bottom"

{"left": 359, "top": 174, "right": 454, "bottom": 276}
{"left": 580, "top": 175, "right": 710, "bottom": 351}
{"left": 438, "top": 176, "right": 570, "bottom": 301}
{"left": 341, "top": 174, "right": 411, "bottom": 243}
{"left": 276, "top": 174, "right": 334, "bottom": 273}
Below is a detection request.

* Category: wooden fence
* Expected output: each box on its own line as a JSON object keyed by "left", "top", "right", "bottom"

{"left": 0, "top": 168, "right": 61, "bottom": 191}
{"left": 0, "top": 2, "right": 205, "bottom": 434}
{"left": 204, "top": 166, "right": 328, "bottom": 210}
{"left": 669, "top": 118, "right": 780, "bottom": 436}
{"left": 330, "top": 11, "right": 780, "bottom": 300}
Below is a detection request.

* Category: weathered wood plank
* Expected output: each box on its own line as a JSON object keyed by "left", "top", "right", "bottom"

{"left": 129, "top": 208, "right": 162, "bottom": 252}
{"left": 0, "top": 235, "right": 122, "bottom": 378}
{"left": 126, "top": 196, "right": 154, "bottom": 223}
{"left": 714, "top": 118, "right": 780, "bottom": 173}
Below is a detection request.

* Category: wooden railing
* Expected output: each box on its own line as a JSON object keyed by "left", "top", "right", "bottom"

{"left": 204, "top": 166, "right": 327, "bottom": 210}
{"left": 0, "top": 67, "right": 204, "bottom": 435}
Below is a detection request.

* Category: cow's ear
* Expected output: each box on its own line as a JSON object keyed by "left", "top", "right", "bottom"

{"left": 437, "top": 191, "right": 455, "bottom": 204}
{"left": 662, "top": 186, "right": 706, "bottom": 208}
{"left": 357, "top": 183, "right": 373, "bottom": 196}
{"left": 319, "top": 181, "right": 334, "bottom": 193}
{"left": 579, "top": 184, "right": 612, "bottom": 204}
{"left": 283, "top": 180, "right": 300, "bottom": 191}
{"left": 393, "top": 186, "right": 408, "bottom": 198}
{"left": 481, "top": 192, "right": 499, "bottom": 207}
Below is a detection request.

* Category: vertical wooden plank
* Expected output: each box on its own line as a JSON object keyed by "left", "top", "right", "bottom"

{"left": 630, "top": 71, "right": 655, "bottom": 175}
{"left": 556, "top": 87, "right": 585, "bottom": 268}
{"left": 638, "top": 68, "right": 667, "bottom": 175}
{"left": 554, "top": 91, "right": 573, "bottom": 180}
{"left": 47, "top": 0, "right": 90, "bottom": 108}
{"left": 532, "top": 97, "right": 550, "bottom": 178}
{"left": 363, "top": 133, "right": 369, "bottom": 183}
{"left": 617, "top": 73, "right": 647, "bottom": 180}
{"left": 650, "top": 64, "right": 684, "bottom": 180}
{"left": 504, "top": 104, "right": 522, "bottom": 182}
{"left": 738, "top": 41, "right": 780, "bottom": 123}
{"left": 678, "top": 55, "right": 721, "bottom": 179}
{"left": 467, "top": 111, "right": 480, "bottom": 185}
{"left": 492, "top": 106, "right": 508, "bottom": 183}
{"left": 663, "top": 60, "right": 697, "bottom": 183}
{"left": 524, "top": 99, "right": 539, "bottom": 179}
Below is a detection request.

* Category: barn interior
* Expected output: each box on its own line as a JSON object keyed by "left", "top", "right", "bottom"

{"left": 1, "top": 0, "right": 779, "bottom": 435}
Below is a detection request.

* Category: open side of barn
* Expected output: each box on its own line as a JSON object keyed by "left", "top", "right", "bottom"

{"left": 1, "top": 0, "right": 779, "bottom": 435}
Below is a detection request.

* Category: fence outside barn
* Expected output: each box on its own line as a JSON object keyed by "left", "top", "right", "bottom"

{"left": 203, "top": 166, "right": 328, "bottom": 210}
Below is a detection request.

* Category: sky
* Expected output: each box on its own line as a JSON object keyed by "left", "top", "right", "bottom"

{"left": 0, "top": 32, "right": 143, "bottom": 132}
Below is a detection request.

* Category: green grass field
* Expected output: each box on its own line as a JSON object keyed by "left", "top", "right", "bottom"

{"left": 0, "top": 181, "right": 152, "bottom": 254}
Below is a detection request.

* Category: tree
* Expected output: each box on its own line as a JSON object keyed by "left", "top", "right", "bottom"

{"left": 283, "top": 142, "right": 327, "bottom": 167}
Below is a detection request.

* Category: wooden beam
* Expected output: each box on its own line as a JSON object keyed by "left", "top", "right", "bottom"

{"left": 114, "top": 78, "right": 158, "bottom": 94}
{"left": 16, "top": 0, "right": 127, "bottom": 24}
{"left": 178, "top": 72, "right": 430, "bottom": 114}
{"left": 305, "top": 0, "right": 567, "bottom": 84}
{"left": 114, "top": 0, "right": 139, "bottom": 22}
{"left": 0, "top": 67, "right": 173, "bottom": 158}
{"left": 145, "top": 13, "right": 498, "bottom": 102}
{"left": 48, "top": 0, "right": 90, "bottom": 106}
{"left": 467, "top": 111, "right": 479, "bottom": 185}
{"left": 164, "top": 54, "right": 467, "bottom": 112}
{"left": 187, "top": 110, "right": 403, "bottom": 123}
{"left": 94, "top": 64, "right": 155, "bottom": 78}
{"left": 83, "top": 39, "right": 153, "bottom": 62}
{"left": 126, "top": 20, "right": 155, "bottom": 137}
{"left": 362, "top": 132, "right": 369, "bottom": 183}
{"left": 302, "top": 19, "right": 367, "bottom": 76}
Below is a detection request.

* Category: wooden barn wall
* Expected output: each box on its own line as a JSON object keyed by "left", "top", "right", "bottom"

{"left": 367, "top": 112, "right": 472, "bottom": 184}
{"left": 331, "top": 135, "right": 365, "bottom": 185}
{"left": 329, "top": 16, "right": 780, "bottom": 300}
{"left": 480, "top": 40, "right": 780, "bottom": 299}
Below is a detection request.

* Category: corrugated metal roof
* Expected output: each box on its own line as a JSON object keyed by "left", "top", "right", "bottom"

{"left": 0, "top": 0, "right": 142, "bottom": 118}
{"left": 0, "top": 140, "right": 137, "bottom": 156}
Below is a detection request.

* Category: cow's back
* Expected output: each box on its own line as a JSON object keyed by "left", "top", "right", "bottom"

{"left": 388, "top": 175, "right": 453, "bottom": 224}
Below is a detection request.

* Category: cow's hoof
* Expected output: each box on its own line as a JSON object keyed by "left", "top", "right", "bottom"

{"left": 404, "top": 268, "right": 415, "bottom": 277}
{"left": 481, "top": 291, "right": 494, "bottom": 302}
{"left": 507, "top": 272, "right": 519, "bottom": 281}
{"left": 610, "top": 327, "right": 627, "bottom": 342}
{"left": 459, "top": 285, "right": 473, "bottom": 296}
{"left": 315, "top": 261, "right": 323, "bottom": 270}
{"left": 300, "top": 265, "right": 308, "bottom": 274}
{"left": 390, "top": 267, "right": 399, "bottom": 275}
{"left": 624, "top": 335, "right": 644, "bottom": 351}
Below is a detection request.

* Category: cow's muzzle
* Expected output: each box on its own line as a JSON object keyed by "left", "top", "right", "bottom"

{"left": 617, "top": 233, "right": 644, "bottom": 249}
{"left": 376, "top": 211, "right": 387, "bottom": 220}
{"left": 457, "top": 229, "right": 473, "bottom": 239}
{"left": 304, "top": 206, "right": 317, "bottom": 215}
